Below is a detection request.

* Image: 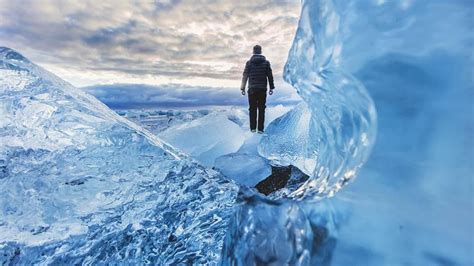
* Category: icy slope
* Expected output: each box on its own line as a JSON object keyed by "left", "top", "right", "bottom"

{"left": 158, "top": 112, "right": 247, "bottom": 167}
{"left": 0, "top": 47, "right": 238, "bottom": 264}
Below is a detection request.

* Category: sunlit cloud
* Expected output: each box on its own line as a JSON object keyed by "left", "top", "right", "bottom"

{"left": 0, "top": 0, "right": 300, "bottom": 90}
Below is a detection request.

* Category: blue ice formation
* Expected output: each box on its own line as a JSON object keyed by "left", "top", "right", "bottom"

{"left": 0, "top": 47, "right": 239, "bottom": 264}
{"left": 158, "top": 112, "right": 248, "bottom": 167}
{"left": 2, "top": 0, "right": 471, "bottom": 264}
{"left": 225, "top": 0, "right": 473, "bottom": 264}
{"left": 221, "top": 192, "right": 338, "bottom": 265}
{"left": 259, "top": 0, "right": 377, "bottom": 200}
{"left": 214, "top": 134, "right": 272, "bottom": 187}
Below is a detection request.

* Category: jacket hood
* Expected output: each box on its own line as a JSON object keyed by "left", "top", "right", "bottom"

{"left": 250, "top": 54, "right": 266, "bottom": 64}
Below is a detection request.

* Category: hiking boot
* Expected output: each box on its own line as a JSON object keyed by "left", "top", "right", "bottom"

{"left": 251, "top": 129, "right": 256, "bottom": 133}
{"left": 257, "top": 130, "right": 264, "bottom": 134}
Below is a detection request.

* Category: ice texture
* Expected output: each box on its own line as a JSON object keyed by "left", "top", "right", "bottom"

{"left": 158, "top": 112, "right": 247, "bottom": 167}
{"left": 259, "top": 0, "right": 377, "bottom": 200}
{"left": 214, "top": 134, "right": 271, "bottom": 187}
{"left": 221, "top": 193, "right": 338, "bottom": 265}
{"left": 222, "top": 197, "right": 314, "bottom": 265}
{"left": 0, "top": 47, "right": 239, "bottom": 264}
{"left": 229, "top": 0, "right": 473, "bottom": 264}
{"left": 325, "top": 0, "right": 474, "bottom": 264}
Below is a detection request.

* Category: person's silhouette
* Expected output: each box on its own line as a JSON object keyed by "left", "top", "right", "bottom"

{"left": 240, "top": 45, "right": 275, "bottom": 134}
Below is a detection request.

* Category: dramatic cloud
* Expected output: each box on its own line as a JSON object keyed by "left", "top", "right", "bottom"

{"left": 0, "top": 0, "right": 300, "bottom": 88}
{"left": 83, "top": 83, "right": 301, "bottom": 109}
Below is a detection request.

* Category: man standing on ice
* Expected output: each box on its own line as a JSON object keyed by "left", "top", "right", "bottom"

{"left": 240, "top": 45, "right": 275, "bottom": 134}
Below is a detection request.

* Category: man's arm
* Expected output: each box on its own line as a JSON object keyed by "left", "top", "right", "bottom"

{"left": 240, "top": 61, "right": 250, "bottom": 91}
{"left": 266, "top": 62, "right": 275, "bottom": 90}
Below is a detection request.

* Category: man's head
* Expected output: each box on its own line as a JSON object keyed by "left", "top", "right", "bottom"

{"left": 253, "top": 45, "right": 262, "bottom": 55}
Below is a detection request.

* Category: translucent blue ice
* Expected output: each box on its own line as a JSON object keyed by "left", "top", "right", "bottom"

{"left": 1, "top": 0, "right": 472, "bottom": 264}
{"left": 259, "top": 0, "right": 377, "bottom": 200}
{"left": 214, "top": 134, "right": 272, "bottom": 187}
{"left": 228, "top": 0, "right": 473, "bottom": 264}
{"left": 0, "top": 47, "right": 239, "bottom": 264}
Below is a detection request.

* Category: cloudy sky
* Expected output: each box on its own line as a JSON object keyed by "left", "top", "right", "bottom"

{"left": 0, "top": 0, "right": 301, "bottom": 106}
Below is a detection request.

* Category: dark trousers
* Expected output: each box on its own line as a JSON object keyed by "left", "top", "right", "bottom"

{"left": 248, "top": 90, "right": 267, "bottom": 131}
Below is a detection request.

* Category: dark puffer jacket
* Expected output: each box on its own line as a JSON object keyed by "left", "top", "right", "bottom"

{"left": 240, "top": 54, "right": 275, "bottom": 93}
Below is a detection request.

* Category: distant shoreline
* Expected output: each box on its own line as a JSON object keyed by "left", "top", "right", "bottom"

{"left": 110, "top": 103, "right": 299, "bottom": 111}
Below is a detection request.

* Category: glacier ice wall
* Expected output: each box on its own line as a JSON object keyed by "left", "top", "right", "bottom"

{"left": 0, "top": 47, "right": 239, "bottom": 264}
{"left": 259, "top": 0, "right": 377, "bottom": 200}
